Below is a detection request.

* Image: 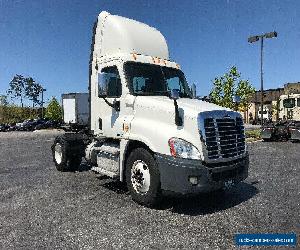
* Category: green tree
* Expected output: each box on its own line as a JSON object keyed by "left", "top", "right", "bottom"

{"left": 7, "top": 74, "right": 27, "bottom": 107}
{"left": 25, "top": 77, "right": 44, "bottom": 107}
{"left": 209, "top": 66, "right": 255, "bottom": 111}
{"left": 271, "top": 98, "right": 282, "bottom": 121}
{"left": 0, "top": 95, "right": 9, "bottom": 123}
{"left": 0, "top": 95, "right": 9, "bottom": 106}
{"left": 45, "top": 97, "right": 62, "bottom": 121}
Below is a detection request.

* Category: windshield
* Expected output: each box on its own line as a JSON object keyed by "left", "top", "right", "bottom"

{"left": 124, "top": 62, "right": 192, "bottom": 98}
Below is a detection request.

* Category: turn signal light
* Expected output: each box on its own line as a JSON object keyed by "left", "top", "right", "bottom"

{"left": 131, "top": 53, "right": 137, "bottom": 60}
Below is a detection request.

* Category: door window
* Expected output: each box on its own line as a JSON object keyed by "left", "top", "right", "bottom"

{"left": 98, "top": 66, "right": 122, "bottom": 97}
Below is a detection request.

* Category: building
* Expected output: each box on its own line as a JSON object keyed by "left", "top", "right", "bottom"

{"left": 284, "top": 82, "right": 300, "bottom": 95}
{"left": 279, "top": 93, "right": 300, "bottom": 121}
{"left": 244, "top": 82, "right": 300, "bottom": 123}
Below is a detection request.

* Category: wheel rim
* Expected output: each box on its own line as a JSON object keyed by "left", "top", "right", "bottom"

{"left": 131, "top": 160, "right": 150, "bottom": 194}
{"left": 54, "top": 143, "right": 63, "bottom": 164}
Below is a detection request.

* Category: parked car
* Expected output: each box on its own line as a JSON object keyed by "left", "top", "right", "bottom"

{"left": 31, "top": 118, "right": 47, "bottom": 131}
{"left": 18, "top": 119, "right": 33, "bottom": 131}
{"left": 261, "top": 120, "right": 292, "bottom": 141}
{"left": 16, "top": 118, "right": 46, "bottom": 131}
{"left": 34, "top": 119, "right": 60, "bottom": 130}
{"left": 14, "top": 121, "right": 24, "bottom": 131}
{"left": 252, "top": 118, "right": 273, "bottom": 125}
{"left": 0, "top": 124, "right": 9, "bottom": 132}
{"left": 289, "top": 121, "right": 300, "bottom": 142}
{"left": 6, "top": 123, "right": 18, "bottom": 131}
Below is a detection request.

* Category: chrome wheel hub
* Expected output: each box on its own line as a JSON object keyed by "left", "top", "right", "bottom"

{"left": 54, "top": 143, "right": 63, "bottom": 164}
{"left": 131, "top": 160, "right": 150, "bottom": 194}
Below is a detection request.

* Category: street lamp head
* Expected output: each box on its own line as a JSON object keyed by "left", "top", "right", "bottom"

{"left": 265, "top": 31, "right": 277, "bottom": 39}
{"left": 248, "top": 35, "right": 259, "bottom": 43}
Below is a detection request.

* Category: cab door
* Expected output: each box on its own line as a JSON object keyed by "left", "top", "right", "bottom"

{"left": 97, "top": 63, "right": 123, "bottom": 137}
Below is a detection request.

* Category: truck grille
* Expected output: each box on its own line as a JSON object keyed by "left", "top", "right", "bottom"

{"left": 204, "top": 117, "right": 245, "bottom": 159}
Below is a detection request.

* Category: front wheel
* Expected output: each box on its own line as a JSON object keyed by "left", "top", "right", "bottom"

{"left": 126, "top": 148, "right": 161, "bottom": 207}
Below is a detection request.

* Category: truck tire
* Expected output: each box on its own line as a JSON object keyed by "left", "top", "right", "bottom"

{"left": 126, "top": 148, "right": 161, "bottom": 207}
{"left": 51, "top": 136, "right": 82, "bottom": 172}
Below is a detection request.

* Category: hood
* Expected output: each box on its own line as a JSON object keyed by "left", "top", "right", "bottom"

{"left": 134, "top": 96, "right": 231, "bottom": 118}
{"left": 177, "top": 98, "right": 231, "bottom": 116}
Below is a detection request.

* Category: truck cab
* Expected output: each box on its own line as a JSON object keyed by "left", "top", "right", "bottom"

{"left": 52, "top": 11, "right": 249, "bottom": 207}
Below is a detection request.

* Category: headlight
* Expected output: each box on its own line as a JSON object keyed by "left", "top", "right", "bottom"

{"left": 168, "top": 137, "right": 201, "bottom": 160}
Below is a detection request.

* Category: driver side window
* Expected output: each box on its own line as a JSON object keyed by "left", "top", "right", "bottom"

{"left": 98, "top": 66, "right": 122, "bottom": 98}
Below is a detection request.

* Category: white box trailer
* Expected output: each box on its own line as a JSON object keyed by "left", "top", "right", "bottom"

{"left": 62, "top": 93, "right": 89, "bottom": 126}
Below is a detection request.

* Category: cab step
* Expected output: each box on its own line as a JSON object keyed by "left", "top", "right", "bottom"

{"left": 95, "top": 142, "right": 120, "bottom": 178}
{"left": 91, "top": 166, "right": 119, "bottom": 178}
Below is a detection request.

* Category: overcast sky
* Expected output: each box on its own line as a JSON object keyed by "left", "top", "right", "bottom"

{"left": 1, "top": 0, "right": 300, "bottom": 105}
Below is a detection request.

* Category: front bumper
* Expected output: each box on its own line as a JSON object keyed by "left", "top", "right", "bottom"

{"left": 155, "top": 153, "right": 249, "bottom": 195}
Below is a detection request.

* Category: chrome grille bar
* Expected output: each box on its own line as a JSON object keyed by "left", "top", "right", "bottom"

{"left": 200, "top": 113, "right": 246, "bottom": 160}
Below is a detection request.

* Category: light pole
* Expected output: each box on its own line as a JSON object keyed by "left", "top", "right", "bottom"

{"left": 248, "top": 31, "right": 277, "bottom": 127}
{"left": 41, "top": 88, "right": 46, "bottom": 118}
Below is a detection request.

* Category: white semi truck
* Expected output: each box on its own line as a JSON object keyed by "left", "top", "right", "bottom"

{"left": 51, "top": 11, "right": 249, "bottom": 206}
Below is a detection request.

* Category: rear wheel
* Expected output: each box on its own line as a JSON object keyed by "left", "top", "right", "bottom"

{"left": 51, "top": 136, "right": 82, "bottom": 171}
{"left": 126, "top": 148, "right": 161, "bottom": 207}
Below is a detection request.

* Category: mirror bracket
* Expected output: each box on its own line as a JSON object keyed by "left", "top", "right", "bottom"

{"left": 170, "top": 89, "right": 182, "bottom": 126}
{"left": 101, "top": 97, "right": 120, "bottom": 112}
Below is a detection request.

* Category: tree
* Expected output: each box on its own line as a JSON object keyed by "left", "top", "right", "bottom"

{"left": 0, "top": 95, "right": 9, "bottom": 123}
{"left": 25, "top": 77, "right": 44, "bottom": 107}
{"left": 235, "top": 78, "right": 256, "bottom": 112}
{"left": 7, "top": 75, "right": 26, "bottom": 107}
{"left": 209, "top": 66, "right": 255, "bottom": 111}
{"left": 45, "top": 97, "right": 62, "bottom": 121}
{"left": 271, "top": 98, "right": 282, "bottom": 121}
{"left": 0, "top": 95, "right": 8, "bottom": 106}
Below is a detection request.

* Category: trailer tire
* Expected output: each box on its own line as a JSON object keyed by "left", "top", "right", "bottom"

{"left": 51, "top": 136, "right": 82, "bottom": 172}
{"left": 126, "top": 148, "right": 161, "bottom": 207}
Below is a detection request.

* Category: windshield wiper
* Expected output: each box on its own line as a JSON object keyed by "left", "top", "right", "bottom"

{"left": 152, "top": 90, "right": 170, "bottom": 96}
{"left": 134, "top": 90, "right": 170, "bottom": 96}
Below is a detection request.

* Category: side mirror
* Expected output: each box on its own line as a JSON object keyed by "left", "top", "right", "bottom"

{"left": 233, "top": 95, "right": 241, "bottom": 104}
{"left": 170, "top": 89, "right": 180, "bottom": 100}
{"left": 98, "top": 72, "right": 109, "bottom": 97}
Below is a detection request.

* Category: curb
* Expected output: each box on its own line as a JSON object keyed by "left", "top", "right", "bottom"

{"left": 246, "top": 138, "right": 263, "bottom": 143}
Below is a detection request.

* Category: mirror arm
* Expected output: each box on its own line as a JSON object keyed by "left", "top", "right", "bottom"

{"left": 174, "top": 100, "right": 183, "bottom": 126}
{"left": 101, "top": 97, "right": 120, "bottom": 111}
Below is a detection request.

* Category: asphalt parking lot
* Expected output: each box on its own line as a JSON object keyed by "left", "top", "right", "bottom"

{"left": 0, "top": 131, "right": 299, "bottom": 249}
